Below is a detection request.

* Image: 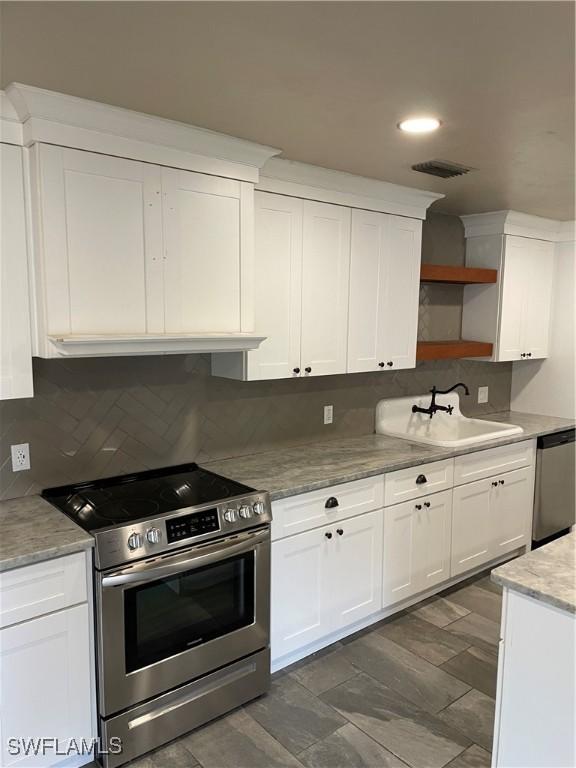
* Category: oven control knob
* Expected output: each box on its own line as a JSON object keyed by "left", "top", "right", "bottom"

{"left": 253, "top": 501, "right": 265, "bottom": 516}
{"left": 239, "top": 505, "right": 253, "bottom": 519}
{"left": 146, "top": 527, "right": 161, "bottom": 544}
{"left": 224, "top": 509, "right": 237, "bottom": 523}
{"left": 127, "top": 532, "right": 143, "bottom": 551}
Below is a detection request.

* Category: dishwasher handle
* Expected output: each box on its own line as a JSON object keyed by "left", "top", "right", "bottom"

{"left": 537, "top": 429, "right": 575, "bottom": 450}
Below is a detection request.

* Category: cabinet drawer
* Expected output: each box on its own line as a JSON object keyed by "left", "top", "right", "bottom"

{"left": 454, "top": 440, "right": 535, "bottom": 486}
{"left": 0, "top": 552, "right": 88, "bottom": 629}
{"left": 271, "top": 476, "right": 384, "bottom": 540}
{"left": 384, "top": 459, "right": 454, "bottom": 507}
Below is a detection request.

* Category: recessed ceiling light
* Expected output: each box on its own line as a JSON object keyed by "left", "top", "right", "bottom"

{"left": 398, "top": 117, "right": 441, "bottom": 134}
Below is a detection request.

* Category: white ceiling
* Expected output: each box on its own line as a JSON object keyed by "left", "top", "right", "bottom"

{"left": 1, "top": 1, "right": 574, "bottom": 219}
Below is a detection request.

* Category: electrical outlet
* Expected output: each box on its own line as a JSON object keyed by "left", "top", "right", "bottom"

{"left": 324, "top": 405, "right": 334, "bottom": 425}
{"left": 478, "top": 386, "right": 489, "bottom": 404}
{"left": 11, "top": 443, "right": 31, "bottom": 472}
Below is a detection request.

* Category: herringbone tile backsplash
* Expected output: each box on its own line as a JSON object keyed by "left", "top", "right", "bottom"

{"left": 0, "top": 354, "right": 512, "bottom": 500}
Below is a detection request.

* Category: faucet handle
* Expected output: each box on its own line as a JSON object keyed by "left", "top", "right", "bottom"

{"left": 447, "top": 405, "right": 454, "bottom": 415}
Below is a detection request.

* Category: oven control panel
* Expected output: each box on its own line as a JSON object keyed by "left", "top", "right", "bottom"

{"left": 94, "top": 492, "right": 272, "bottom": 570}
{"left": 165, "top": 508, "right": 220, "bottom": 544}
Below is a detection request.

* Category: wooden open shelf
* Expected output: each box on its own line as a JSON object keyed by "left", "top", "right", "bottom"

{"left": 417, "top": 340, "right": 493, "bottom": 361}
{"left": 420, "top": 264, "right": 497, "bottom": 285}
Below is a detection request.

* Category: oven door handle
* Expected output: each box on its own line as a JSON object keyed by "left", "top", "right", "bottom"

{"left": 101, "top": 528, "right": 269, "bottom": 588}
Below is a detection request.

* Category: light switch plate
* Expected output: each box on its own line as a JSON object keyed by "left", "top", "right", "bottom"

{"left": 478, "top": 386, "right": 489, "bottom": 404}
{"left": 324, "top": 405, "right": 334, "bottom": 425}
{"left": 11, "top": 443, "right": 31, "bottom": 472}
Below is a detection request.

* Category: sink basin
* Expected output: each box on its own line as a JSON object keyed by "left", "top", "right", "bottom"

{"left": 376, "top": 394, "right": 523, "bottom": 448}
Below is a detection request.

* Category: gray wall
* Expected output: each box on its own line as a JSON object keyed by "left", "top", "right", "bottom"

{"left": 0, "top": 212, "right": 513, "bottom": 501}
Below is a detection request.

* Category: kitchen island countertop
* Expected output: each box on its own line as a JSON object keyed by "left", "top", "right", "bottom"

{"left": 492, "top": 531, "right": 575, "bottom": 614}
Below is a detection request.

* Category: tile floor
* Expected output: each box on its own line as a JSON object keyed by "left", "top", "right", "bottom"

{"left": 127, "top": 571, "right": 502, "bottom": 768}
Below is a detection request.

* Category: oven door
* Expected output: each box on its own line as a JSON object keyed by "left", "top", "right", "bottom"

{"left": 96, "top": 527, "right": 270, "bottom": 716}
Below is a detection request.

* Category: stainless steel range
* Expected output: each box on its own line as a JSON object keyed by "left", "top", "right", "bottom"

{"left": 43, "top": 464, "right": 272, "bottom": 768}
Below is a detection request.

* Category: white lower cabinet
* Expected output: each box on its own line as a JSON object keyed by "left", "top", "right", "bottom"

{"left": 271, "top": 442, "right": 536, "bottom": 669}
{"left": 452, "top": 466, "right": 533, "bottom": 577}
{"left": 271, "top": 527, "right": 327, "bottom": 657}
{"left": 331, "top": 512, "right": 383, "bottom": 630}
{"left": 451, "top": 478, "right": 494, "bottom": 577}
{"left": 0, "top": 553, "right": 95, "bottom": 767}
{"left": 0, "top": 604, "right": 93, "bottom": 767}
{"left": 271, "top": 510, "right": 383, "bottom": 661}
{"left": 383, "top": 489, "right": 452, "bottom": 607}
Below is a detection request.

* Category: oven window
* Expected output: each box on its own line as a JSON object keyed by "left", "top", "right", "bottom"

{"left": 124, "top": 552, "right": 255, "bottom": 672}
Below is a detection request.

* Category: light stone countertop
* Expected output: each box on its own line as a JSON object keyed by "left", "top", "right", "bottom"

{"left": 1, "top": 410, "right": 573, "bottom": 573}
{"left": 492, "top": 532, "right": 575, "bottom": 614}
{"left": 0, "top": 495, "right": 93, "bottom": 573}
{"left": 206, "top": 410, "right": 575, "bottom": 500}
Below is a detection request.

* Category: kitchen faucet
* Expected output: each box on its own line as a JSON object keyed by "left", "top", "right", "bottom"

{"left": 411, "top": 382, "right": 470, "bottom": 419}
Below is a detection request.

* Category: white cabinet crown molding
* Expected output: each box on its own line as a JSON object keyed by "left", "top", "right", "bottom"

{"left": 461, "top": 210, "right": 570, "bottom": 242}
{"left": 0, "top": 90, "right": 22, "bottom": 145}
{"left": 257, "top": 158, "right": 444, "bottom": 220}
{"left": 6, "top": 83, "right": 281, "bottom": 182}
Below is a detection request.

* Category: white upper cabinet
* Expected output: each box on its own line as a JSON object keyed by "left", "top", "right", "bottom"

{"left": 6, "top": 84, "right": 280, "bottom": 358}
{"left": 34, "top": 146, "right": 164, "bottom": 340}
{"left": 30, "top": 145, "right": 261, "bottom": 356}
{"left": 461, "top": 212, "right": 557, "bottom": 362}
{"left": 246, "top": 192, "right": 303, "bottom": 380}
{"left": 212, "top": 158, "right": 439, "bottom": 382}
{"left": 0, "top": 143, "right": 34, "bottom": 399}
{"left": 348, "top": 210, "right": 421, "bottom": 373}
{"left": 384, "top": 216, "right": 422, "bottom": 368}
{"left": 300, "top": 201, "right": 351, "bottom": 377}
{"left": 521, "top": 239, "right": 555, "bottom": 359}
{"left": 496, "top": 236, "right": 555, "bottom": 361}
{"left": 213, "top": 194, "right": 351, "bottom": 380}
{"left": 162, "top": 169, "right": 254, "bottom": 334}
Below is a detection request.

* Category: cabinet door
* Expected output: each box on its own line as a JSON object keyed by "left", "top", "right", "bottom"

{"left": 0, "top": 604, "right": 93, "bottom": 767}
{"left": 414, "top": 490, "right": 452, "bottom": 591}
{"left": 247, "top": 193, "right": 303, "bottom": 379}
{"left": 347, "top": 209, "right": 388, "bottom": 373}
{"left": 522, "top": 239, "right": 555, "bottom": 359}
{"left": 380, "top": 215, "right": 422, "bottom": 370}
{"left": 271, "top": 529, "right": 329, "bottom": 660}
{"left": 162, "top": 169, "right": 253, "bottom": 334}
{"left": 300, "top": 201, "right": 351, "bottom": 376}
{"left": 331, "top": 510, "right": 383, "bottom": 630}
{"left": 497, "top": 236, "right": 527, "bottom": 361}
{"left": 451, "top": 478, "right": 494, "bottom": 576}
{"left": 382, "top": 500, "right": 419, "bottom": 607}
{"left": 37, "top": 145, "right": 164, "bottom": 336}
{"left": 492, "top": 467, "right": 533, "bottom": 557}
{"left": 0, "top": 144, "right": 33, "bottom": 399}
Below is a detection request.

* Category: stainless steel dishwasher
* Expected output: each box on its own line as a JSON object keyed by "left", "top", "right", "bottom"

{"left": 533, "top": 428, "right": 575, "bottom": 543}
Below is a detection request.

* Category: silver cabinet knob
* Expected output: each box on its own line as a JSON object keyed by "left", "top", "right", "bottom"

{"left": 253, "top": 501, "right": 265, "bottom": 516}
{"left": 146, "top": 527, "right": 161, "bottom": 544}
{"left": 239, "top": 504, "right": 253, "bottom": 519}
{"left": 127, "top": 532, "right": 143, "bottom": 550}
{"left": 224, "top": 509, "right": 237, "bottom": 523}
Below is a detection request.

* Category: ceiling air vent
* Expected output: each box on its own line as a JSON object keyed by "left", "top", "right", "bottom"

{"left": 411, "top": 160, "right": 472, "bottom": 179}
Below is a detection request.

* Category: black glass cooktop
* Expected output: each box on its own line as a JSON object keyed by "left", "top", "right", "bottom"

{"left": 42, "top": 463, "right": 254, "bottom": 532}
